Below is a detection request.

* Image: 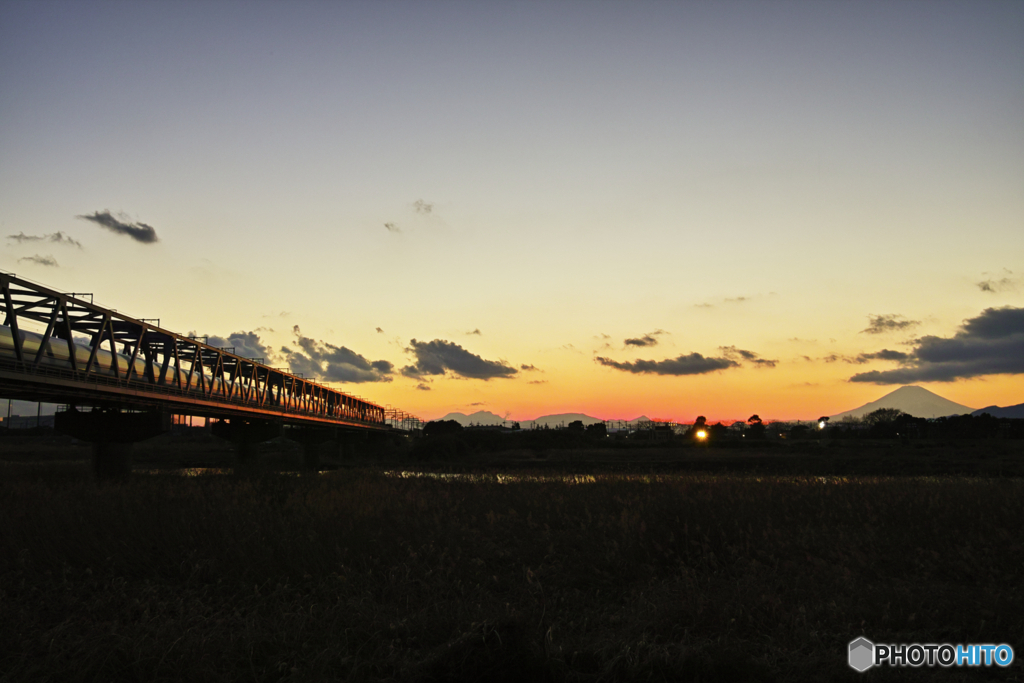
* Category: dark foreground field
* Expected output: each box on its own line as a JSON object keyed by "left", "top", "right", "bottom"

{"left": 2, "top": 442, "right": 1023, "bottom": 681}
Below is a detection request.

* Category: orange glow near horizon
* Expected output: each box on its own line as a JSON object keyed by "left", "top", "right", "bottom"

{"left": 377, "top": 368, "right": 1022, "bottom": 425}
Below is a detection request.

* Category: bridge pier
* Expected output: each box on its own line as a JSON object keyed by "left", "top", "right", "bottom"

{"left": 54, "top": 407, "right": 171, "bottom": 479}
{"left": 334, "top": 430, "right": 366, "bottom": 460}
{"left": 285, "top": 427, "right": 338, "bottom": 472}
{"left": 210, "top": 418, "right": 282, "bottom": 474}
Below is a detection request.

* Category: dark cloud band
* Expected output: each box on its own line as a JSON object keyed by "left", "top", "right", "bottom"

{"left": 401, "top": 339, "right": 517, "bottom": 380}
{"left": 850, "top": 306, "right": 1024, "bottom": 383}
{"left": 78, "top": 210, "right": 158, "bottom": 243}
{"left": 282, "top": 326, "right": 393, "bottom": 383}
{"left": 596, "top": 353, "right": 738, "bottom": 376}
{"left": 207, "top": 331, "right": 276, "bottom": 363}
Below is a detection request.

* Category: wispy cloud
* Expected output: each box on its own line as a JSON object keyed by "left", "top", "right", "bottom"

{"left": 401, "top": 339, "right": 518, "bottom": 380}
{"left": 850, "top": 306, "right": 1024, "bottom": 383}
{"left": 17, "top": 254, "right": 58, "bottom": 267}
{"left": 976, "top": 273, "right": 1017, "bottom": 293}
{"left": 77, "top": 210, "right": 158, "bottom": 243}
{"left": 466, "top": 328, "right": 482, "bottom": 336}
{"left": 624, "top": 329, "right": 667, "bottom": 348}
{"left": 413, "top": 199, "right": 433, "bottom": 214}
{"left": 384, "top": 222, "right": 400, "bottom": 233}
{"left": 7, "top": 231, "right": 82, "bottom": 248}
{"left": 719, "top": 346, "right": 778, "bottom": 368}
{"left": 854, "top": 349, "right": 910, "bottom": 363}
{"left": 861, "top": 314, "right": 920, "bottom": 335}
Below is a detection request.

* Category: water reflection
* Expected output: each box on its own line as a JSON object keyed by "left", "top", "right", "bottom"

{"left": 137, "top": 467, "right": 233, "bottom": 476}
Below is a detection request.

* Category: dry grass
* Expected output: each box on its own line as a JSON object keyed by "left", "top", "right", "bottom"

{"left": 1, "top": 461, "right": 1022, "bottom": 682}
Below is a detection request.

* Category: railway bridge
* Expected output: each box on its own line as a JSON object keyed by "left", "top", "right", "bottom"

{"left": 0, "top": 272, "right": 421, "bottom": 476}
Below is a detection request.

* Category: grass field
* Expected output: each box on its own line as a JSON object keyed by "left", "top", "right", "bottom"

{"left": 1, "top": 444, "right": 1022, "bottom": 681}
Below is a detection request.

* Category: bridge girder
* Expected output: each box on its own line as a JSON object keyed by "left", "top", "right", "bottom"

{"left": 0, "top": 272, "right": 419, "bottom": 431}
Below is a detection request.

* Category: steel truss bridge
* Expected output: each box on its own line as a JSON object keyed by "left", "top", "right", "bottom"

{"left": 0, "top": 272, "right": 422, "bottom": 433}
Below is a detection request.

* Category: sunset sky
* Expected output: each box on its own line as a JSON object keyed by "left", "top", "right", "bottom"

{"left": 2, "top": 0, "right": 1022, "bottom": 422}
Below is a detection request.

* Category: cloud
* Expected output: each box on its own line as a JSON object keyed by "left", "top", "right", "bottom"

{"left": 17, "top": 255, "right": 58, "bottom": 267}
{"left": 625, "top": 336, "right": 657, "bottom": 347}
{"left": 376, "top": 327, "right": 385, "bottom": 334}
{"left": 466, "top": 328, "right": 482, "bottom": 336}
{"left": 416, "top": 383, "right": 431, "bottom": 391}
{"left": 413, "top": 199, "right": 433, "bottom": 214}
{"left": 520, "top": 364, "right": 539, "bottom": 371}
{"left": 977, "top": 278, "right": 1016, "bottom": 293}
{"left": 624, "top": 329, "right": 667, "bottom": 348}
{"left": 207, "top": 331, "right": 276, "bottom": 363}
{"left": 7, "top": 231, "right": 82, "bottom": 248}
{"left": 384, "top": 222, "right": 400, "bottom": 233}
{"left": 849, "top": 306, "right": 1024, "bottom": 384}
{"left": 719, "top": 346, "right": 778, "bottom": 368}
{"left": 401, "top": 339, "right": 518, "bottom": 380}
{"left": 724, "top": 296, "right": 749, "bottom": 303}
{"left": 282, "top": 325, "right": 394, "bottom": 383}
{"left": 527, "top": 380, "right": 548, "bottom": 385}
{"left": 861, "top": 314, "right": 920, "bottom": 335}
{"left": 595, "top": 353, "right": 738, "bottom": 376}
{"left": 77, "top": 210, "right": 158, "bottom": 243}
{"left": 854, "top": 349, "right": 911, "bottom": 364}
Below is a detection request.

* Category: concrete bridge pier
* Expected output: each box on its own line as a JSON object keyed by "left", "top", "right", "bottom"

{"left": 54, "top": 407, "right": 171, "bottom": 479}
{"left": 210, "top": 418, "right": 282, "bottom": 474}
{"left": 334, "top": 430, "right": 366, "bottom": 460}
{"left": 286, "top": 427, "right": 336, "bottom": 472}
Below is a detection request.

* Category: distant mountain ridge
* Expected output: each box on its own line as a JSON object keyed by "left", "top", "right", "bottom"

{"left": 972, "top": 403, "right": 1024, "bottom": 419}
{"left": 831, "top": 386, "right": 975, "bottom": 420}
{"left": 436, "top": 411, "right": 649, "bottom": 429}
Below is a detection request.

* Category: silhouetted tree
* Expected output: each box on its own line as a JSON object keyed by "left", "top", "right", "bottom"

{"left": 585, "top": 422, "right": 607, "bottom": 439}
{"left": 709, "top": 422, "right": 730, "bottom": 440}
{"left": 567, "top": 420, "right": 585, "bottom": 434}
{"left": 746, "top": 414, "right": 766, "bottom": 439}
{"left": 685, "top": 416, "right": 709, "bottom": 441}
{"left": 863, "top": 408, "right": 907, "bottom": 427}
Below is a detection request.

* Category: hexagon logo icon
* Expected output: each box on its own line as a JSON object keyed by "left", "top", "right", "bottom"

{"left": 849, "top": 637, "right": 875, "bottom": 672}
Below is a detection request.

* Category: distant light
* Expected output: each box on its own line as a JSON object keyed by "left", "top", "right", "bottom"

{"left": 696, "top": 430, "right": 707, "bottom": 440}
{"left": 819, "top": 421, "right": 827, "bottom": 429}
